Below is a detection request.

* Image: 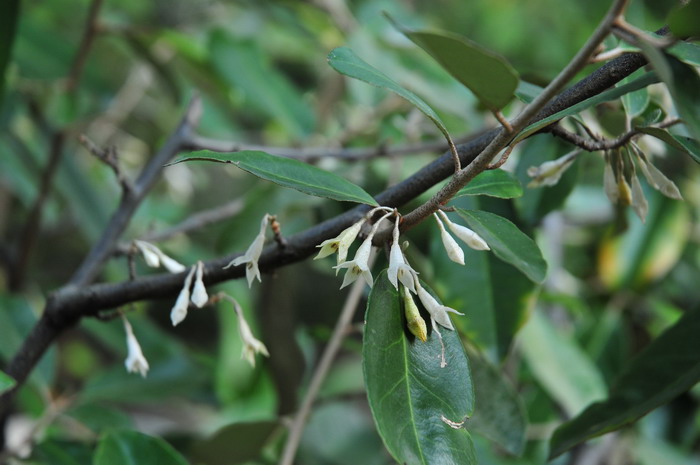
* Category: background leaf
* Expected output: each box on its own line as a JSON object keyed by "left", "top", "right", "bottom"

{"left": 455, "top": 208, "right": 547, "bottom": 283}
{"left": 327, "top": 46, "right": 456, "bottom": 151}
{"left": 0, "top": 370, "right": 16, "bottom": 394}
{"left": 636, "top": 126, "right": 700, "bottom": 164}
{"left": 549, "top": 307, "right": 700, "bottom": 458}
{"left": 0, "top": 0, "right": 19, "bottom": 105}
{"left": 92, "top": 430, "right": 188, "bottom": 465}
{"left": 388, "top": 16, "right": 518, "bottom": 110}
{"left": 454, "top": 169, "right": 523, "bottom": 199}
{"left": 175, "top": 150, "right": 378, "bottom": 205}
{"left": 667, "top": 1, "right": 700, "bottom": 38}
{"left": 364, "top": 271, "right": 476, "bottom": 465}
{"left": 189, "top": 421, "right": 279, "bottom": 465}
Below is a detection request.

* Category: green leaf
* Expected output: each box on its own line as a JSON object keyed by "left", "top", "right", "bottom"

{"left": 327, "top": 47, "right": 456, "bottom": 152}
{"left": 620, "top": 71, "right": 649, "bottom": 118}
{"left": 174, "top": 150, "right": 378, "bottom": 206}
{"left": 636, "top": 41, "right": 700, "bottom": 141}
{"left": 364, "top": 271, "right": 476, "bottom": 465}
{"left": 455, "top": 209, "right": 547, "bottom": 283}
{"left": 667, "top": 1, "right": 700, "bottom": 38}
{"left": 190, "top": 421, "right": 278, "bottom": 465}
{"left": 513, "top": 72, "right": 659, "bottom": 144}
{"left": 549, "top": 307, "right": 700, "bottom": 458}
{"left": 520, "top": 310, "right": 607, "bottom": 417}
{"left": 667, "top": 41, "right": 700, "bottom": 67}
{"left": 467, "top": 346, "right": 527, "bottom": 456}
{"left": 636, "top": 126, "right": 700, "bottom": 164}
{"left": 92, "top": 430, "right": 188, "bottom": 465}
{"left": 515, "top": 80, "right": 543, "bottom": 104}
{"left": 0, "top": 370, "right": 16, "bottom": 394}
{"left": 454, "top": 169, "right": 523, "bottom": 199}
{"left": 387, "top": 16, "right": 518, "bottom": 110}
{"left": 0, "top": 0, "right": 19, "bottom": 105}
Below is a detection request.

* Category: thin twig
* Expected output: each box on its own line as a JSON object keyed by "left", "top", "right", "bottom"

{"left": 487, "top": 145, "right": 515, "bottom": 170}
{"left": 278, "top": 253, "right": 375, "bottom": 465}
{"left": 65, "top": 0, "right": 105, "bottom": 93}
{"left": 9, "top": 133, "right": 65, "bottom": 291}
{"left": 79, "top": 134, "right": 133, "bottom": 194}
{"left": 549, "top": 118, "right": 681, "bottom": 151}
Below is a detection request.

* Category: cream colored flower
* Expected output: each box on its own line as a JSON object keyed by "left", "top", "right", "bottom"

{"left": 191, "top": 261, "right": 208, "bottom": 308}
{"left": 134, "top": 240, "right": 186, "bottom": 273}
{"left": 438, "top": 211, "right": 490, "bottom": 251}
{"left": 387, "top": 217, "right": 418, "bottom": 293}
{"left": 122, "top": 317, "right": 149, "bottom": 377}
{"left": 314, "top": 220, "right": 365, "bottom": 268}
{"left": 233, "top": 302, "right": 269, "bottom": 367}
{"left": 434, "top": 213, "right": 464, "bottom": 265}
{"left": 225, "top": 214, "right": 270, "bottom": 288}
{"left": 171, "top": 265, "right": 196, "bottom": 326}
{"left": 334, "top": 236, "right": 374, "bottom": 289}
{"left": 527, "top": 151, "right": 578, "bottom": 187}
{"left": 416, "top": 282, "right": 463, "bottom": 331}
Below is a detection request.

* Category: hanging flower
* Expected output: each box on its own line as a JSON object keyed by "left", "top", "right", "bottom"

{"left": 527, "top": 151, "right": 578, "bottom": 187}
{"left": 134, "top": 240, "right": 186, "bottom": 273}
{"left": 416, "top": 282, "right": 463, "bottom": 331}
{"left": 334, "top": 236, "right": 374, "bottom": 289}
{"left": 437, "top": 211, "right": 490, "bottom": 251}
{"left": 314, "top": 219, "right": 365, "bottom": 268}
{"left": 122, "top": 316, "right": 149, "bottom": 377}
{"left": 228, "top": 298, "right": 269, "bottom": 367}
{"left": 171, "top": 265, "right": 196, "bottom": 326}
{"left": 190, "top": 260, "right": 208, "bottom": 308}
{"left": 434, "top": 213, "right": 465, "bottom": 265}
{"left": 225, "top": 214, "right": 270, "bottom": 288}
{"left": 387, "top": 217, "right": 418, "bottom": 293}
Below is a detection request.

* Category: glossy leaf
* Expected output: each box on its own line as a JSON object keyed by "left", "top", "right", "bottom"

{"left": 0, "top": 370, "right": 15, "bottom": 394}
{"left": 467, "top": 346, "right": 527, "bottom": 456}
{"left": 388, "top": 16, "right": 518, "bottom": 110}
{"left": 520, "top": 310, "right": 606, "bottom": 417}
{"left": 455, "top": 169, "right": 523, "bottom": 199}
{"left": 637, "top": 41, "right": 700, "bottom": 141}
{"left": 550, "top": 307, "right": 700, "bottom": 458}
{"left": 364, "top": 271, "right": 476, "bottom": 465}
{"left": 174, "top": 150, "right": 378, "bottom": 206}
{"left": 513, "top": 72, "right": 659, "bottom": 144}
{"left": 637, "top": 126, "right": 700, "bottom": 164}
{"left": 327, "top": 47, "right": 456, "bottom": 152}
{"left": 455, "top": 209, "right": 547, "bottom": 283}
{"left": 93, "top": 430, "right": 188, "bottom": 465}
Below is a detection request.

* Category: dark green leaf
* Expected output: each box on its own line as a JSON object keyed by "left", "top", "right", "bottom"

{"left": 550, "top": 307, "right": 700, "bottom": 458}
{"left": 387, "top": 16, "right": 518, "bottom": 110}
{"left": 190, "top": 421, "right": 278, "bottom": 465}
{"left": 0, "top": 370, "right": 15, "bottom": 394}
{"left": 513, "top": 72, "right": 659, "bottom": 144}
{"left": 455, "top": 169, "right": 523, "bottom": 199}
{"left": 364, "top": 271, "right": 476, "bottom": 465}
{"left": 636, "top": 126, "right": 700, "bottom": 164}
{"left": 467, "top": 346, "right": 527, "bottom": 456}
{"left": 455, "top": 209, "right": 547, "bottom": 283}
{"left": 636, "top": 41, "right": 700, "bottom": 141}
{"left": 327, "top": 47, "right": 455, "bottom": 150}
{"left": 92, "top": 430, "right": 188, "bottom": 465}
{"left": 174, "top": 150, "right": 378, "bottom": 206}
{"left": 0, "top": 0, "right": 19, "bottom": 105}
{"left": 667, "top": 1, "right": 700, "bottom": 38}
{"left": 32, "top": 439, "right": 94, "bottom": 465}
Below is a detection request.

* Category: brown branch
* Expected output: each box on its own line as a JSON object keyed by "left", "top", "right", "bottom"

{"left": 78, "top": 134, "right": 133, "bottom": 194}
{"left": 549, "top": 118, "right": 682, "bottom": 151}
{"left": 64, "top": 0, "right": 105, "bottom": 93}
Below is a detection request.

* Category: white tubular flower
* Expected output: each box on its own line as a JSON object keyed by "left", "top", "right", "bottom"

{"left": 225, "top": 214, "right": 270, "bottom": 288}
{"left": 438, "top": 211, "right": 490, "bottom": 251}
{"left": 134, "top": 240, "right": 187, "bottom": 273}
{"left": 416, "top": 282, "right": 463, "bottom": 331}
{"left": 122, "top": 317, "right": 149, "bottom": 377}
{"left": 314, "top": 219, "right": 365, "bottom": 267}
{"left": 387, "top": 217, "right": 418, "bottom": 293}
{"left": 234, "top": 303, "right": 269, "bottom": 367}
{"left": 334, "top": 236, "right": 374, "bottom": 289}
{"left": 434, "top": 213, "right": 465, "bottom": 265}
{"left": 630, "top": 172, "right": 648, "bottom": 223}
{"left": 191, "top": 261, "right": 208, "bottom": 308}
{"left": 171, "top": 265, "right": 196, "bottom": 326}
{"left": 527, "top": 151, "right": 577, "bottom": 187}
{"left": 636, "top": 152, "right": 683, "bottom": 200}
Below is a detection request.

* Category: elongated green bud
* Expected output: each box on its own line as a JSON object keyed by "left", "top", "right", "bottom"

{"left": 402, "top": 286, "right": 427, "bottom": 342}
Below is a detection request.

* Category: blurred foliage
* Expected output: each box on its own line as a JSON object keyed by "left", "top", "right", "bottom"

{"left": 1, "top": 0, "right": 700, "bottom": 464}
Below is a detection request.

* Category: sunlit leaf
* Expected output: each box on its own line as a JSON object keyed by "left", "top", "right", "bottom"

{"left": 454, "top": 169, "right": 523, "bottom": 199}
{"left": 174, "top": 150, "right": 378, "bottom": 206}
{"left": 93, "top": 430, "right": 189, "bottom": 465}
{"left": 327, "top": 46, "right": 456, "bottom": 153}
{"left": 364, "top": 271, "right": 476, "bottom": 465}
{"left": 387, "top": 15, "right": 518, "bottom": 110}
{"left": 455, "top": 209, "right": 547, "bottom": 283}
{"left": 550, "top": 307, "right": 700, "bottom": 458}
